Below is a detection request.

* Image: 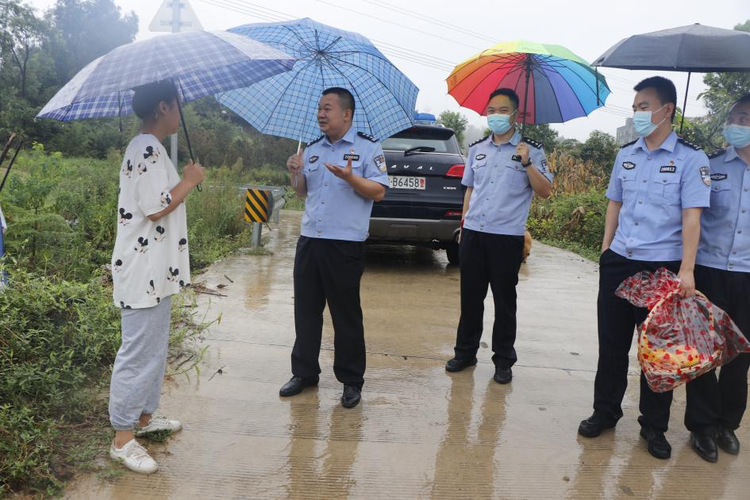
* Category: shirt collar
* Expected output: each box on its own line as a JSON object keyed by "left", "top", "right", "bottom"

{"left": 725, "top": 146, "right": 740, "bottom": 163}
{"left": 490, "top": 129, "right": 521, "bottom": 148}
{"left": 323, "top": 126, "right": 357, "bottom": 147}
{"left": 634, "top": 131, "right": 678, "bottom": 153}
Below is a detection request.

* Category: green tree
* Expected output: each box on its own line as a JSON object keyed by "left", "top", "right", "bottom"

{"left": 0, "top": 0, "right": 44, "bottom": 99}
{"left": 437, "top": 110, "right": 469, "bottom": 145}
{"left": 521, "top": 124, "right": 559, "bottom": 151}
{"left": 579, "top": 130, "right": 618, "bottom": 170}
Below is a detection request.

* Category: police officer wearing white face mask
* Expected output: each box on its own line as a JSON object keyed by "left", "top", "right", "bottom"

{"left": 445, "top": 88, "right": 553, "bottom": 384}
{"left": 578, "top": 77, "right": 711, "bottom": 460}
{"left": 684, "top": 94, "right": 750, "bottom": 463}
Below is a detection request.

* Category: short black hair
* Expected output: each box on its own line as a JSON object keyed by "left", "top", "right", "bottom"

{"left": 488, "top": 88, "right": 519, "bottom": 111}
{"left": 131, "top": 80, "right": 178, "bottom": 120}
{"left": 634, "top": 76, "right": 677, "bottom": 122}
{"left": 322, "top": 87, "right": 355, "bottom": 115}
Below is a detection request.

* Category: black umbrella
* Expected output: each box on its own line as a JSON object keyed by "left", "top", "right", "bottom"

{"left": 593, "top": 23, "right": 750, "bottom": 132}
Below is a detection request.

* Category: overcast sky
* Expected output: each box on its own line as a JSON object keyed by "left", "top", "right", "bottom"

{"left": 27, "top": 0, "right": 750, "bottom": 141}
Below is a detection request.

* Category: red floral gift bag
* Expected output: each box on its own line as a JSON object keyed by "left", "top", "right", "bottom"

{"left": 615, "top": 268, "right": 750, "bottom": 393}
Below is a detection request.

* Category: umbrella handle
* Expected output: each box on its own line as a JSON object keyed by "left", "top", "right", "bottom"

{"left": 679, "top": 72, "right": 691, "bottom": 135}
{"left": 292, "top": 140, "right": 302, "bottom": 190}
{"left": 175, "top": 80, "right": 200, "bottom": 192}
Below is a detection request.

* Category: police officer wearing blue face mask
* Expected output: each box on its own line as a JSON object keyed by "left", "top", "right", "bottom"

{"left": 684, "top": 94, "right": 750, "bottom": 463}
{"left": 445, "top": 88, "right": 553, "bottom": 384}
{"left": 281, "top": 87, "right": 389, "bottom": 409}
{"left": 578, "top": 77, "right": 711, "bottom": 460}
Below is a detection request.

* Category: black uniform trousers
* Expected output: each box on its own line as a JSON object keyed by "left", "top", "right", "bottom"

{"left": 291, "top": 236, "right": 366, "bottom": 388}
{"left": 685, "top": 265, "right": 750, "bottom": 433}
{"left": 454, "top": 228, "right": 525, "bottom": 369}
{"left": 594, "top": 249, "right": 679, "bottom": 433}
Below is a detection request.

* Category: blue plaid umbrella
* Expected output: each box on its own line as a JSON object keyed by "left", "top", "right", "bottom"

{"left": 37, "top": 30, "right": 295, "bottom": 121}
{"left": 216, "top": 18, "right": 419, "bottom": 143}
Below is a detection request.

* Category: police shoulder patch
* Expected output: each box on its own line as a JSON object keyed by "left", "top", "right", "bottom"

{"left": 469, "top": 135, "right": 490, "bottom": 148}
{"left": 708, "top": 148, "right": 727, "bottom": 160}
{"left": 307, "top": 135, "right": 324, "bottom": 146}
{"left": 699, "top": 165, "right": 711, "bottom": 187}
{"left": 357, "top": 131, "right": 378, "bottom": 142}
{"left": 678, "top": 138, "right": 702, "bottom": 151}
{"left": 620, "top": 139, "right": 638, "bottom": 149}
{"left": 522, "top": 137, "right": 543, "bottom": 149}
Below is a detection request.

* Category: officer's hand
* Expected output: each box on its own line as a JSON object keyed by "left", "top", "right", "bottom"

{"left": 677, "top": 268, "right": 696, "bottom": 298}
{"left": 516, "top": 143, "right": 530, "bottom": 165}
{"left": 287, "top": 153, "right": 303, "bottom": 175}
{"left": 324, "top": 152, "right": 354, "bottom": 181}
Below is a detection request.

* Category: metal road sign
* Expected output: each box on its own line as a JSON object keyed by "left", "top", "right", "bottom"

{"left": 149, "top": 0, "right": 203, "bottom": 33}
{"left": 244, "top": 189, "right": 274, "bottom": 224}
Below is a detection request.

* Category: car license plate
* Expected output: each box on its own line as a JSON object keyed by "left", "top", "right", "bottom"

{"left": 389, "top": 176, "right": 426, "bottom": 190}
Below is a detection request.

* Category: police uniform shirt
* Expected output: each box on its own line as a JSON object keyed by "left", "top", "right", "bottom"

{"left": 606, "top": 132, "right": 711, "bottom": 261}
{"left": 301, "top": 127, "right": 389, "bottom": 242}
{"left": 697, "top": 146, "right": 750, "bottom": 272}
{"left": 461, "top": 131, "right": 552, "bottom": 236}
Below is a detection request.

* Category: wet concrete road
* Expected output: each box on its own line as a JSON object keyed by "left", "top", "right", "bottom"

{"left": 67, "top": 211, "right": 750, "bottom": 499}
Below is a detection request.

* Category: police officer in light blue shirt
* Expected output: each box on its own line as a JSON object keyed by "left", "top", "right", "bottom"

{"left": 281, "top": 87, "right": 389, "bottom": 409}
{"left": 686, "top": 94, "right": 750, "bottom": 462}
{"left": 578, "top": 77, "right": 711, "bottom": 461}
{"left": 445, "top": 88, "right": 552, "bottom": 385}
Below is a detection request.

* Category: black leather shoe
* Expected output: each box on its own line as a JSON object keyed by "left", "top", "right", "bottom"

{"left": 493, "top": 367, "right": 512, "bottom": 384}
{"left": 691, "top": 432, "right": 718, "bottom": 463}
{"left": 279, "top": 376, "right": 318, "bottom": 397}
{"left": 445, "top": 357, "right": 478, "bottom": 373}
{"left": 578, "top": 413, "right": 617, "bottom": 438}
{"left": 640, "top": 427, "right": 671, "bottom": 459}
{"left": 341, "top": 385, "right": 361, "bottom": 409}
{"left": 717, "top": 426, "right": 740, "bottom": 455}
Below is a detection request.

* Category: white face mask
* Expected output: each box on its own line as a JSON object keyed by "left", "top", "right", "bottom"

{"left": 633, "top": 104, "right": 668, "bottom": 138}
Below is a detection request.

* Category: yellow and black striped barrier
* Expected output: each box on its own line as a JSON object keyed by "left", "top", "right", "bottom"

{"left": 244, "top": 189, "right": 274, "bottom": 224}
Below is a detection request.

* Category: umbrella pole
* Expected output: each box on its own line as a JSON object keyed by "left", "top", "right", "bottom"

{"left": 0, "top": 140, "right": 23, "bottom": 194}
{"left": 679, "top": 72, "right": 691, "bottom": 135}
{"left": 521, "top": 59, "right": 531, "bottom": 135}
{"left": 292, "top": 140, "right": 302, "bottom": 189}
{"left": 595, "top": 67, "right": 601, "bottom": 106}
{"left": 175, "top": 80, "right": 200, "bottom": 192}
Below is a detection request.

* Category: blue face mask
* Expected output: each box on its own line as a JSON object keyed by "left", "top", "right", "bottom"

{"left": 487, "top": 113, "right": 515, "bottom": 135}
{"left": 633, "top": 104, "right": 667, "bottom": 138}
{"left": 723, "top": 124, "right": 750, "bottom": 149}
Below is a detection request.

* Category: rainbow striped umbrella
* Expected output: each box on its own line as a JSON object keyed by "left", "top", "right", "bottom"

{"left": 447, "top": 40, "right": 610, "bottom": 126}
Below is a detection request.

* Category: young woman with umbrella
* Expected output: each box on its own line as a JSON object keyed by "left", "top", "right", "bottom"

{"left": 108, "top": 80, "right": 204, "bottom": 474}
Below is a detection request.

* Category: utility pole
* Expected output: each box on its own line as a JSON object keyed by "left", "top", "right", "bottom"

{"left": 149, "top": 1, "right": 202, "bottom": 167}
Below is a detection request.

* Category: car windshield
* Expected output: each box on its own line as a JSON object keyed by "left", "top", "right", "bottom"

{"left": 382, "top": 127, "right": 460, "bottom": 154}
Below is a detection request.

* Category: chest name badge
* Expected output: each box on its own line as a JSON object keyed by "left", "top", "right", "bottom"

{"left": 659, "top": 165, "right": 677, "bottom": 173}
{"left": 309, "top": 155, "right": 319, "bottom": 164}
{"left": 699, "top": 166, "right": 711, "bottom": 187}
{"left": 475, "top": 154, "right": 486, "bottom": 161}
{"left": 622, "top": 161, "right": 636, "bottom": 170}
{"left": 344, "top": 153, "right": 360, "bottom": 162}
{"left": 711, "top": 173, "right": 728, "bottom": 181}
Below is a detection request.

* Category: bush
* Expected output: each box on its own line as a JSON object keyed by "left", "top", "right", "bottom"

{"left": 527, "top": 189, "right": 608, "bottom": 261}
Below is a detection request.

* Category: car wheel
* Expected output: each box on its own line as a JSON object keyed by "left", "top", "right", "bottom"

{"left": 446, "top": 242, "right": 459, "bottom": 266}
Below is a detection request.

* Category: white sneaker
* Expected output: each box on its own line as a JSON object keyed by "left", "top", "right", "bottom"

{"left": 135, "top": 416, "right": 182, "bottom": 436}
{"left": 109, "top": 439, "right": 158, "bottom": 474}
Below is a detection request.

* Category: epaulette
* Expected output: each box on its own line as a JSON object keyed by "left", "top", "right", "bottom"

{"left": 621, "top": 139, "right": 638, "bottom": 149}
{"left": 708, "top": 148, "right": 726, "bottom": 160}
{"left": 678, "top": 137, "right": 702, "bottom": 151}
{"left": 357, "top": 131, "right": 378, "bottom": 142}
{"left": 469, "top": 135, "right": 490, "bottom": 148}
{"left": 307, "top": 135, "right": 324, "bottom": 146}
{"left": 521, "top": 137, "right": 543, "bottom": 149}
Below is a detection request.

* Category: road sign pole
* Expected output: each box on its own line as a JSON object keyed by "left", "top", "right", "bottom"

{"left": 251, "top": 222, "right": 262, "bottom": 249}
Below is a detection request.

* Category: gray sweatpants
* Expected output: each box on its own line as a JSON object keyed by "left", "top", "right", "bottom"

{"left": 109, "top": 296, "right": 172, "bottom": 431}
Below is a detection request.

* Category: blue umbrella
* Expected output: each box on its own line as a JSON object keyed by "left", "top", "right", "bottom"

{"left": 38, "top": 30, "right": 295, "bottom": 122}
{"left": 216, "top": 18, "right": 419, "bottom": 144}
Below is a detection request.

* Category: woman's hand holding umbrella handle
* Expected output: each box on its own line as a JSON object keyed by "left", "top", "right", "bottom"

{"left": 184, "top": 160, "right": 205, "bottom": 188}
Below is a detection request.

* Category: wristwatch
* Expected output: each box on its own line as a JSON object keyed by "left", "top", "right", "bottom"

{"left": 522, "top": 158, "right": 533, "bottom": 168}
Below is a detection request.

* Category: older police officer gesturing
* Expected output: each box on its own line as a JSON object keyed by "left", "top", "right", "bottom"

{"left": 281, "top": 87, "right": 388, "bottom": 409}
{"left": 578, "top": 77, "right": 711, "bottom": 460}
{"left": 445, "top": 88, "right": 552, "bottom": 384}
